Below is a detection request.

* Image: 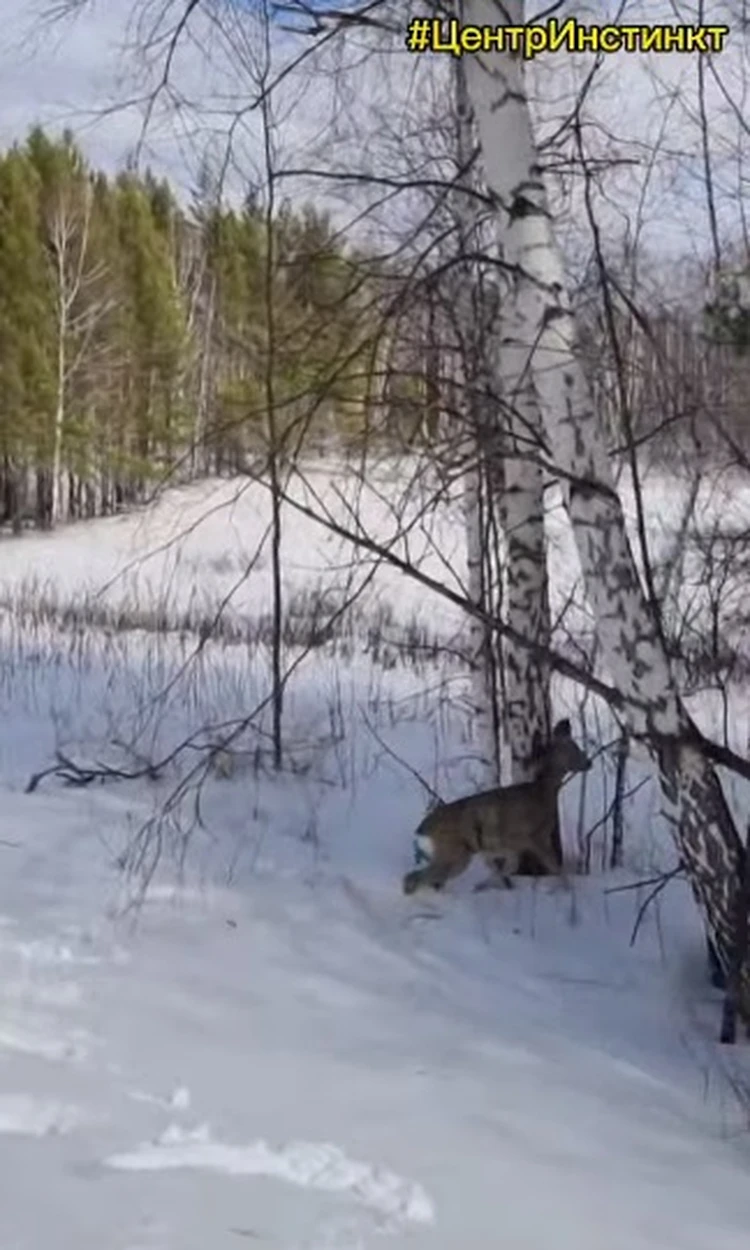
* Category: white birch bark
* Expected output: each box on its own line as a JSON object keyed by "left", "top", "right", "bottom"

{"left": 453, "top": 51, "right": 502, "bottom": 785}
{"left": 497, "top": 280, "right": 553, "bottom": 787}
{"left": 194, "top": 270, "right": 216, "bottom": 475}
{"left": 497, "top": 310, "right": 561, "bottom": 863}
{"left": 455, "top": 44, "right": 553, "bottom": 795}
{"left": 49, "top": 200, "right": 77, "bottom": 526}
{"left": 47, "top": 177, "right": 105, "bottom": 526}
{"left": 464, "top": 0, "right": 746, "bottom": 999}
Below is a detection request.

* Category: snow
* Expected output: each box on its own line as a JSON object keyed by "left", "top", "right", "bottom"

{"left": 107, "top": 1127, "right": 435, "bottom": 1228}
{"left": 2, "top": 459, "right": 750, "bottom": 1248}
{"left": 0, "top": 1095, "right": 82, "bottom": 1137}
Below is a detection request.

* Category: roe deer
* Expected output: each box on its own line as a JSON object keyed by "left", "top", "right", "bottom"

{"left": 402, "top": 718, "right": 590, "bottom": 896}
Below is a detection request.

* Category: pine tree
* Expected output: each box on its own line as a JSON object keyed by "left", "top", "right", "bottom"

{"left": 0, "top": 145, "right": 54, "bottom": 529}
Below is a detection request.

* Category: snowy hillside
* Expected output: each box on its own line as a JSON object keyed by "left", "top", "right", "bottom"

{"left": 2, "top": 462, "right": 750, "bottom": 1249}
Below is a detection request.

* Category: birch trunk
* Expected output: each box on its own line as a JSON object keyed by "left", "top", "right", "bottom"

{"left": 194, "top": 270, "right": 216, "bottom": 475}
{"left": 462, "top": 442, "right": 501, "bottom": 781}
{"left": 47, "top": 178, "right": 95, "bottom": 527}
{"left": 497, "top": 284, "right": 553, "bottom": 785}
{"left": 454, "top": 52, "right": 502, "bottom": 784}
{"left": 496, "top": 300, "right": 560, "bottom": 860}
{"left": 455, "top": 45, "right": 553, "bottom": 806}
{"left": 51, "top": 261, "right": 67, "bottom": 527}
{"left": 465, "top": 0, "right": 747, "bottom": 1007}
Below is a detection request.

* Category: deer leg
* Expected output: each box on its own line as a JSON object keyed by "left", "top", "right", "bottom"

{"left": 474, "top": 855, "right": 514, "bottom": 892}
{"left": 532, "top": 840, "right": 570, "bottom": 889}
{"left": 403, "top": 844, "right": 473, "bottom": 895}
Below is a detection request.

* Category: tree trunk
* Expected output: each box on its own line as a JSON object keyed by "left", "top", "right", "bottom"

{"left": 463, "top": 443, "right": 503, "bottom": 782}
{"left": 454, "top": 51, "right": 503, "bottom": 785}
{"left": 496, "top": 296, "right": 560, "bottom": 864}
{"left": 454, "top": 46, "right": 554, "bottom": 816}
{"left": 194, "top": 271, "right": 216, "bottom": 475}
{"left": 465, "top": 0, "right": 747, "bottom": 1010}
{"left": 2, "top": 456, "right": 23, "bottom": 533}
{"left": 36, "top": 467, "right": 52, "bottom": 529}
{"left": 51, "top": 296, "right": 66, "bottom": 526}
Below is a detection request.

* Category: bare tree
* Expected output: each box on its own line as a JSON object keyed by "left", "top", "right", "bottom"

{"left": 451, "top": 51, "right": 504, "bottom": 784}
{"left": 453, "top": 40, "right": 558, "bottom": 856}
{"left": 39, "top": 147, "right": 109, "bottom": 525}
{"left": 465, "top": 0, "right": 749, "bottom": 1012}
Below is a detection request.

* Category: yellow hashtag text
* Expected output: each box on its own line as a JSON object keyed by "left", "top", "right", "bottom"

{"left": 404, "top": 17, "right": 729, "bottom": 58}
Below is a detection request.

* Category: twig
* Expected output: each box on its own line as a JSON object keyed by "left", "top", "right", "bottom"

{"left": 628, "top": 865, "right": 684, "bottom": 947}
{"left": 604, "top": 866, "right": 684, "bottom": 897}
{"left": 360, "top": 706, "right": 442, "bottom": 804}
{"left": 583, "top": 774, "right": 649, "bottom": 866}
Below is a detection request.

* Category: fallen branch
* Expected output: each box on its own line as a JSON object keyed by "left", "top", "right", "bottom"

{"left": 25, "top": 748, "right": 162, "bottom": 794}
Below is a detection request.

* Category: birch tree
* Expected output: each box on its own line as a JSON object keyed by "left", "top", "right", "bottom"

{"left": 28, "top": 131, "right": 105, "bottom": 525}
{"left": 454, "top": 38, "right": 556, "bottom": 859}
{"left": 464, "top": 0, "right": 748, "bottom": 1007}
{"left": 452, "top": 51, "right": 504, "bottom": 784}
{"left": 186, "top": 161, "right": 222, "bottom": 476}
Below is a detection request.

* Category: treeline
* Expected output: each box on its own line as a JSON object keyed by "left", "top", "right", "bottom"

{"left": 0, "top": 129, "right": 383, "bottom": 531}
{"left": 578, "top": 295, "right": 750, "bottom": 469}
{"left": 4, "top": 128, "right": 742, "bottom": 536}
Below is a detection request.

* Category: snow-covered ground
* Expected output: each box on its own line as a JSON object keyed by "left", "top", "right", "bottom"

{"left": 2, "top": 459, "right": 750, "bottom": 1249}
{"left": 2, "top": 457, "right": 748, "bottom": 659}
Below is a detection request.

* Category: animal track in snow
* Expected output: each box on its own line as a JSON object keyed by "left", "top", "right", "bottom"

{"left": 107, "top": 1123, "right": 434, "bottom": 1227}
{"left": 2, "top": 978, "right": 83, "bottom": 1009}
{"left": 0, "top": 1094, "right": 83, "bottom": 1137}
{"left": 0, "top": 1016, "right": 92, "bottom": 1062}
{"left": 128, "top": 1085, "right": 192, "bottom": 1113}
{"left": 14, "top": 937, "right": 103, "bottom": 968}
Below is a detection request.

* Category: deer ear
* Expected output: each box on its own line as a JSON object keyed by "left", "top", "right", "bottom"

{"left": 552, "top": 718, "right": 572, "bottom": 737}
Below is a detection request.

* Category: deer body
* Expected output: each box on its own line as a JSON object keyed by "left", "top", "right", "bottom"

{"left": 402, "top": 719, "right": 590, "bottom": 896}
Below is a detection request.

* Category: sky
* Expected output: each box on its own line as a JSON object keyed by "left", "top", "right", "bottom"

{"left": 0, "top": 0, "right": 745, "bottom": 275}
{"left": 0, "top": 1, "right": 208, "bottom": 192}
{"left": 0, "top": 5, "right": 132, "bottom": 162}
{"left": 0, "top": 0, "right": 393, "bottom": 208}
